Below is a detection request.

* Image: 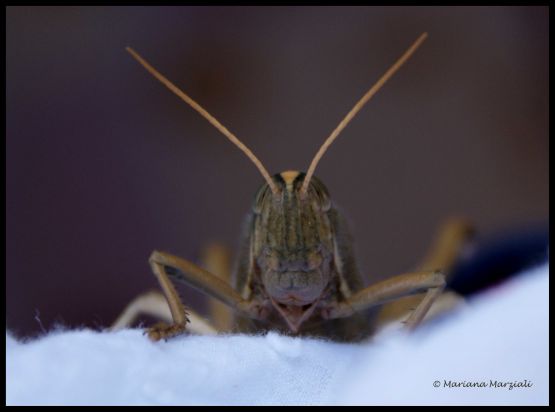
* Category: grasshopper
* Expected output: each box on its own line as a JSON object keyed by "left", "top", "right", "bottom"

{"left": 115, "top": 33, "right": 472, "bottom": 342}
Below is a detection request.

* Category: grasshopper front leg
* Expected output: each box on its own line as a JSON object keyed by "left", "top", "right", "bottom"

{"left": 147, "top": 250, "right": 258, "bottom": 340}
{"left": 326, "top": 270, "right": 446, "bottom": 331}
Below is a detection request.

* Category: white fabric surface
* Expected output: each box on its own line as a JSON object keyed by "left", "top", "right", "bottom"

{"left": 6, "top": 263, "right": 549, "bottom": 405}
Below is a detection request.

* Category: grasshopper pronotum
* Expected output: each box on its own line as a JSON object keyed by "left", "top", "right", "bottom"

{"left": 114, "top": 33, "right": 472, "bottom": 342}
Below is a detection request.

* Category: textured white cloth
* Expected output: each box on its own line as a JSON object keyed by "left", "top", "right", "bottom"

{"left": 6, "top": 263, "right": 549, "bottom": 405}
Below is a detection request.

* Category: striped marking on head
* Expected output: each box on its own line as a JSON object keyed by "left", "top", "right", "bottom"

{"left": 280, "top": 170, "right": 301, "bottom": 191}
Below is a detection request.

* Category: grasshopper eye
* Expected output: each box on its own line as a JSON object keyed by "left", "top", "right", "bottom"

{"left": 304, "top": 177, "right": 331, "bottom": 212}
{"left": 300, "top": 187, "right": 330, "bottom": 212}
{"left": 318, "top": 193, "right": 331, "bottom": 212}
{"left": 253, "top": 184, "right": 275, "bottom": 214}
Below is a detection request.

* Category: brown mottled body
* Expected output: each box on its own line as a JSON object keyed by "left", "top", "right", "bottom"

{"left": 233, "top": 171, "right": 375, "bottom": 341}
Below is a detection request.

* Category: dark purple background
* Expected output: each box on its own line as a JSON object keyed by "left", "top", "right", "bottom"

{"left": 6, "top": 6, "right": 548, "bottom": 337}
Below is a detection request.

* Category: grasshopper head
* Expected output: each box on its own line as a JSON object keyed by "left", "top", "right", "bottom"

{"left": 252, "top": 170, "right": 334, "bottom": 332}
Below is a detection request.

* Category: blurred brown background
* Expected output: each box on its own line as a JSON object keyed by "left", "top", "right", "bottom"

{"left": 6, "top": 6, "right": 548, "bottom": 337}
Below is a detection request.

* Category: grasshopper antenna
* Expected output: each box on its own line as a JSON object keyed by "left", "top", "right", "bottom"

{"left": 300, "top": 32, "right": 428, "bottom": 197}
{"left": 126, "top": 47, "right": 279, "bottom": 195}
